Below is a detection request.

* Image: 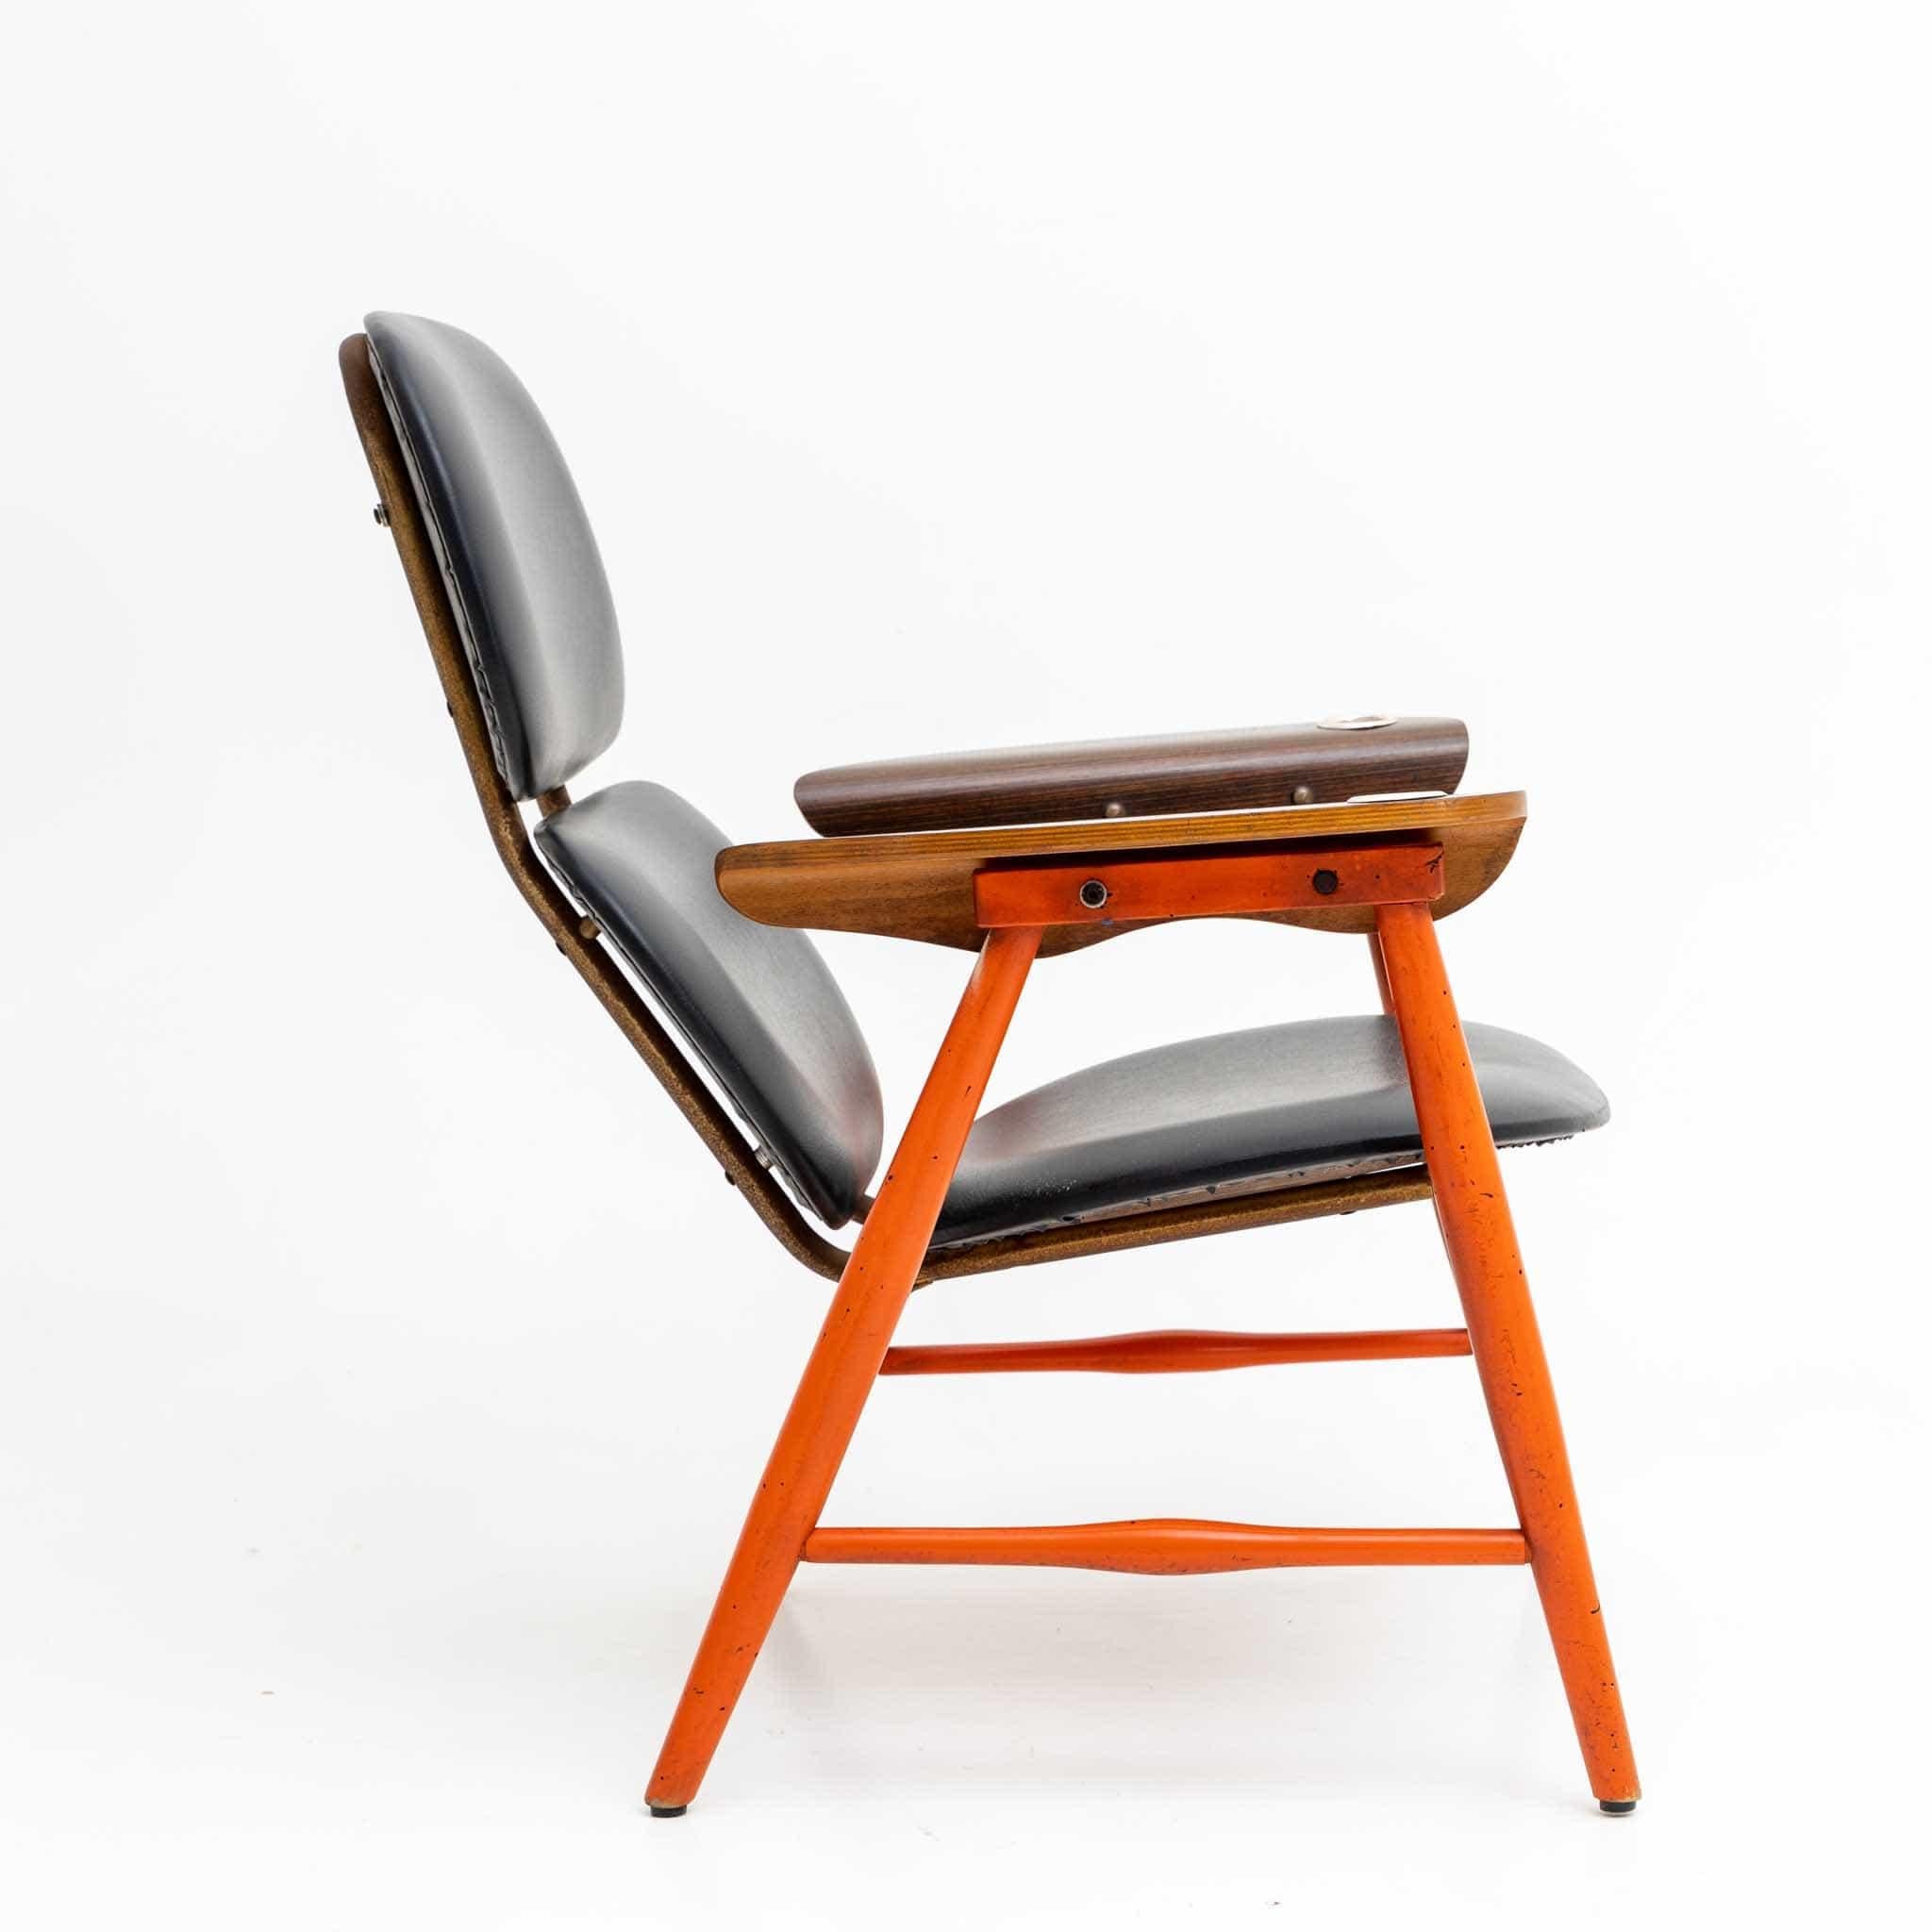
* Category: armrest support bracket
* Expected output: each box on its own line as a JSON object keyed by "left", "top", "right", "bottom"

{"left": 974, "top": 842, "right": 1444, "bottom": 929}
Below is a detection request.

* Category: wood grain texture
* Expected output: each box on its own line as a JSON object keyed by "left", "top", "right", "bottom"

{"left": 796, "top": 715, "right": 1470, "bottom": 835}
{"left": 719, "top": 792, "right": 1527, "bottom": 954}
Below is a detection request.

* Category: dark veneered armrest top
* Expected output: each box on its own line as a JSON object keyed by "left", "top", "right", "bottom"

{"left": 795, "top": 715, "right": 1469, "bottom": 837}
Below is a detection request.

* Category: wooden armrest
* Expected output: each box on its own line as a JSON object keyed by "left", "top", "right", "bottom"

{"left": 794, "top": 715, "right": 1469, "bottom": 836}
{"left": 719, "top": 791, "right": 1525, "bottom": 955}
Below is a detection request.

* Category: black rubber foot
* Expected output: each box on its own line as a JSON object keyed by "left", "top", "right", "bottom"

{"left": 649, "top": 1804, "right": 688, "bottom": 1819}
{"left": 1599, "top": 1799, "right": 1638, "bottom": 1815}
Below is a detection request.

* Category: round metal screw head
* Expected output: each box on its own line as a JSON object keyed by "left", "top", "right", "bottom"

{"left": 1311, "top": 868, "right": 1340, "bottom": 895}
{"left": 1079, "top": 878, "right": 1109, "bottom": 909}
{"left": 373, "top": 502, "right": 391, "bottom": 527}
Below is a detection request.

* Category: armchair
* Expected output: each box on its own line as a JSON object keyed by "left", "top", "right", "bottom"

{"left": 341, "top": 311, "right": 1639, "bottom": 1820}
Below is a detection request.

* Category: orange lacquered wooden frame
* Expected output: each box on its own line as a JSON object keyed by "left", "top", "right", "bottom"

{"left": 341, "top": 332, "right": 1636, "bottom": 1819}
{"left": 643, "top": 842, "right": 1640, "bottom": 1820}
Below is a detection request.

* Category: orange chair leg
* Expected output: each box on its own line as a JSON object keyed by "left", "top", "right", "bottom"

{"left": 644, "top": 925, "right": 1042, "bottom": 1815}
{"left": 1375, "top": 901, "right": 1640, "bottom": 1810}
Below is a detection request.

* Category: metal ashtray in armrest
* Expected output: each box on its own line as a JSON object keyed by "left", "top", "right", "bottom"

{"left": 793, "top": 715, "right": 1469, "bottom": 836}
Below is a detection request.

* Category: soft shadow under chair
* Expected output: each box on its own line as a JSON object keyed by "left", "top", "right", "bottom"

{"left": 340, "top": 311, "right": 1639, "bottom": 1816}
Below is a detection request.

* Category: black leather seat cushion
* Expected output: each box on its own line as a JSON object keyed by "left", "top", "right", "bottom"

{"left": 535, "top": 782, "right": 884, "bottom": 1227}
{"left": 934, "top": 1016, "right": 1607, "bottom": 1247}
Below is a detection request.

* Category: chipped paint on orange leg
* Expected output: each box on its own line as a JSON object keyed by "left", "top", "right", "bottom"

{"left": 1375, "top": 901, "right": 1640, "bottom": 1809}
{"left": 644, "top": 926, "right": 1041, "bottom": 1815}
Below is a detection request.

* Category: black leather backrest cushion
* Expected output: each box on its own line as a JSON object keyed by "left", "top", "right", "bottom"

{"left": 535, "top": 782, "right": 884, "bottom": 1225}
{"left": 366, "top": 312, "right": 624, "bottom": 799}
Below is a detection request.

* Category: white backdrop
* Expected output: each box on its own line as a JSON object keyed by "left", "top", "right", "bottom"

{"left": 3, "top": 5, "right": 1927, "bottom": 1925}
